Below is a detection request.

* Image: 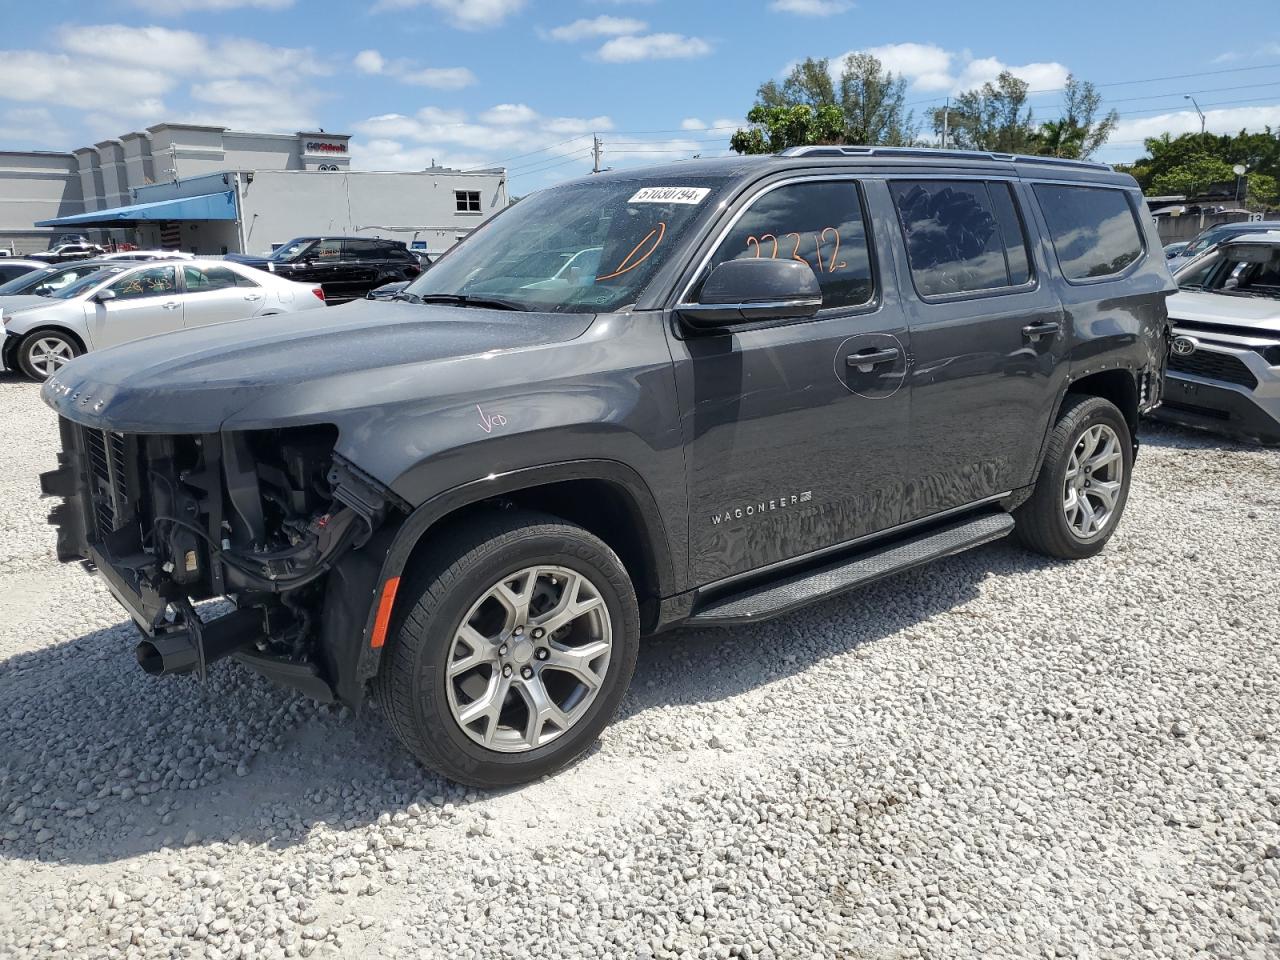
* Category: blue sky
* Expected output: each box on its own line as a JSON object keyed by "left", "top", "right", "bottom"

{"left": 2, "top": 0, "right": 1279, "bottom": 192}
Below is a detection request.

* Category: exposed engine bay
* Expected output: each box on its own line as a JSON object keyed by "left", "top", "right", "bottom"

{"left": 42, "top": 418, "right": 401, "bottom": 698}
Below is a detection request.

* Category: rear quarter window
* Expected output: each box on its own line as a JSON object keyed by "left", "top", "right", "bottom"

{"left": 1034, "top": 184, "right": 1145, "bottom": 281}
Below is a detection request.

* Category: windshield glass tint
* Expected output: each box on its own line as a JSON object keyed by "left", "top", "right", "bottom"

{"left": 405, "top": 178, "right": 729, "bottom": 312}
{"left": 0, "top": 269, "right": 53, "bottom": 295}
{"left": 270, "top": 239, "right": 314, "bottom": 262}
{"left": 49, "top": 266, "right": 127, "bottom": 299}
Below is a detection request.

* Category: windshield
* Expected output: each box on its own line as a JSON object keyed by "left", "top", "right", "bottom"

{"left": 403, "top": 178, "right": 730, "bottom": 313}
{"left": 268, "top": 238, "right": 316, "bottom": 262}
{"left": 48, "top": 266, "right": 127, "bottom": 299}
{"left": 0, "top": 268, "right": 54, "bottom": 295}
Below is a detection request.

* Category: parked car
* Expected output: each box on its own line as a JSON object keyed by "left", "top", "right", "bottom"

{"left": 39, "top": 147, "right": 1173, "bottom": 787}
{"left": 3, "top": 259, "right": 325, "bottom": 380}
{"left": 0, "top": 259, "right": 47, "bottom": 285}
{"left": 1163, "top": 241, "right": 1190, "bottom": 260}
{"left": 99, "top": 250, "right": 196, "bottom": 262}
{"left": 31, "top": 242, "right": 107, "bottom": 264}
{"left": 0, "top": 260, "right": 122, "bottom": 312}
{"left": 1167, "top": 220, "right": 1280, "bottom": 272}
{"left": 366, "top": 280, "right": 410, "bottom": 301}
{"left": 1152, "top": 234, "right": 1280, "bottom": 445}
{"left": 226, "top": 236, "right": 423, "bottom": 302}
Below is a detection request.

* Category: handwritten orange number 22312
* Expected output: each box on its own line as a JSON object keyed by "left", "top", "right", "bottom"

{"left": 744, "top": 228, "right": 847, "bottom": 273}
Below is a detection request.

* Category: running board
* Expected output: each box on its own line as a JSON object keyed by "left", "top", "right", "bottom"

{"left": 688, "top": 511, "right": 1015, "bottom": 625}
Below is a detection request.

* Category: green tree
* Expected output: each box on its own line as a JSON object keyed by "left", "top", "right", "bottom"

{"left": 1246, "top": 172, "right": 1279, "bottom": 208}
{"left": 1149, "top": 156, "right": 1238, "bottom": 197}
{"left": 731, "top": 54, "right": 917, "bottom": 154}
{"left": 1033, "top": 76, "right": 1118, "bottom": 159}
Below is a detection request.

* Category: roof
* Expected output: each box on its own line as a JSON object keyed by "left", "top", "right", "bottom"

{"left": 573, "top": 146, "right": 1133, "bottom": 190}
{"left": 34, "top": 190, "right": 237, "bottom": 228}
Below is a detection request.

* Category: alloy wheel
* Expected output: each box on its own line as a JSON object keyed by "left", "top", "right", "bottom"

{"left": 28, "top": 338, "right": 75, "bottom": 377}
{"left": 1062, "top": 423, "right": 1124, "bottom": 539}
{"left": 444, "top": 565, "right": 612, "bottom": 753}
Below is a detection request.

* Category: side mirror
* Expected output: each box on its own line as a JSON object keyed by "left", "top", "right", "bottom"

{"left": 94, "top": 288, "right": 117, "bottom": 303}
{"left": 677, "top": 258, "right": 822, "bottom": 330}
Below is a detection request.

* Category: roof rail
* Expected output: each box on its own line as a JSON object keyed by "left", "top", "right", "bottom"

{"left": 776, "top": 144, "right": 1112, "bottom": 171}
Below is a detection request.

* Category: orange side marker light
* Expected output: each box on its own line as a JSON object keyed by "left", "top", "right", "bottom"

{"left": 370, "top": 576, "right": 401, "bottom": 649}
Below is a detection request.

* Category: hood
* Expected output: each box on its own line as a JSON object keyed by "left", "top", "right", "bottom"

{"left": 0, "top": 295, "right": 53, "bottom": 315}
{"left": 42, "top": 298, "right": 597, "bottom": 433}
{"left": 1166, "top": 290, "right": 1280, "bottom": 334}
{"left": 224, "top": 253, "right": 272, "bottom": 268}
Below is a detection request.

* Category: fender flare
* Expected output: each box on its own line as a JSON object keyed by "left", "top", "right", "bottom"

{"left": 324, "top": 458, "right": 677, "bottom": 705}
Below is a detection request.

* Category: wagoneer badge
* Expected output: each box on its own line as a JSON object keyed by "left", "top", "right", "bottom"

{"left": 712, "top": 491, "right": 813, "bottom": 525}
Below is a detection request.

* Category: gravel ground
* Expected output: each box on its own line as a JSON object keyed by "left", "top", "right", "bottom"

{"left": 1, "top": 370, "right": 1278, "bottom": 960}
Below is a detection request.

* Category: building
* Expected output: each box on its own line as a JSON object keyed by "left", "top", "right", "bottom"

{"left": 0, "top": 122, "right": 506, "bottom": 256}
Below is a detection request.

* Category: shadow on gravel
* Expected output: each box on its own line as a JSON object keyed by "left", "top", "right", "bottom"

{"left": 0, "top": 535, "right": 1052, "bottom": 866}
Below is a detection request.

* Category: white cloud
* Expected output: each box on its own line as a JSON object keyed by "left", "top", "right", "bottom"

{"left": 548, "top": 15, "right": 645, "bottom": 41}
{"left": 830, "top": 42, "right": 1068, "bottom": 96}
{"left": 479, "top": 103, "right": 541, "bottom": 126}
{"left": 185, "top": 79, "right": 320, "bottom": 131}
{"left": 56, "top": 24, "right": 329, "bottom": 79}
{"left": 0, "top": 107, "right": 70, "bottom": 148}
{"left": 353, "top": 49, "right": 386, "bottom": 74}
{"left": 595, "top": 33, "right": 712, "bottom": 63}
{"left": 681, "top": 117, "right": 705, "bottom": 130}
{"left": 770, "top": 0, "right": 853, "bottom": 15}
{"left": 1110, "top": 104, "right": 1280, "bottom": 148}
{"left": 399, "top": 67, "right": 476, "bottom": 89}
{"left": 350, "top": 48, "right": 475, "bottom": 88}
{"left": 0, "top": 50, "right": 173, "bottom": 114}
{"left": 372, "top": 0, "right": 526, "bottom": 29}
{"left": 132, "top": 0, "right": 294, "bottom": 12}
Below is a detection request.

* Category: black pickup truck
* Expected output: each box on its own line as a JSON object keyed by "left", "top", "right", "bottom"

{"left": 40, "top": 147, "right": 1173, "bottom": 786}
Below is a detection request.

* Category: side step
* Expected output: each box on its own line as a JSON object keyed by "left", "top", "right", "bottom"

{"left": 689, "top": 511, "right": 1015, "bottom": 625}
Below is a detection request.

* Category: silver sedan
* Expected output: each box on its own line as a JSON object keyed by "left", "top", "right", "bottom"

{"left": 1, "top": 259, "right": 327, "bottom": 381}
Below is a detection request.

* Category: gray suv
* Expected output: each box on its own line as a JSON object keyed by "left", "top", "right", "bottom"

{"left": 39, "top": 147, "right": 1174, "bottom": 786}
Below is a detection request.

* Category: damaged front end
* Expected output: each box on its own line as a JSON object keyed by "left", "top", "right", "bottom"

{"left": 40, "top": 417, "right": 402, "bottom": 703}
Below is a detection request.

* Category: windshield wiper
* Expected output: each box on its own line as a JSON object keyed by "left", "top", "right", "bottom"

{"left": 414, "top": 293, "right": 529, "bottom": 311}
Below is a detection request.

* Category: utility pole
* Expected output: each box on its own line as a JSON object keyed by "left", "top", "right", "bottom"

{"left": 592, "top": 133, "right": 603, "bottom": 174}
{"left": 1185, "top": 95, "right": 1206, "bottom": 141}
{"left": 941, "top": 99, "right": 949, "bottom": 150}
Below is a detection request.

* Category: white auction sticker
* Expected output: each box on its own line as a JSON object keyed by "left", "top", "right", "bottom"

{"left": 628, "top": 186, "right": 711, "bottom": 205}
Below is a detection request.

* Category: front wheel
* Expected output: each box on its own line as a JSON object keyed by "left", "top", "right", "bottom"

{"left": 19, "top": 330, "right": 80, "bottom": 381}
{"left": 374, "top": 510, "right": 639, "bottom": 787}
{"left": 1014, "top": 394, "right": 1133, "bottom": 560}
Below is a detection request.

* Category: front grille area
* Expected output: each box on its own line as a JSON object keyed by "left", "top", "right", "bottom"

{"left": 1167, "top": 351, "right": 1258, "bottom": 389}
{"left": 78, "top": 424, "right": 138, "bottom": 539}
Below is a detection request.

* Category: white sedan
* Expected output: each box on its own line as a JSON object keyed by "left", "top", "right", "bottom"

{"left": 1, "top": 259, "right": 327, "bottom": 381}
{"left": 98, "top": 250, "right": 196, "bottom": 262}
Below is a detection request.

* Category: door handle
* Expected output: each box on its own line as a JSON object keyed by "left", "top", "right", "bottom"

{"left": 1022, "top": 320, "right": 1060, "bottom": 341}
{"left": 846, "top": 347, "right": 900, "bottom": 373}
{"left": 243, "top": 294, "right": 262, "bottom": 301}
{"left": 162, "top": 301, "right": 180, "bottom": 310}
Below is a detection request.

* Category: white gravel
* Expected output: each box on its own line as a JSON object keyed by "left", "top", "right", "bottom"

{"left": 1, "top": 369, "right": 1278, "bottom": 959}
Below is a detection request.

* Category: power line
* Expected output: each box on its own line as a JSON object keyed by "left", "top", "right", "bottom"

{"left": 506, "top": 151, "right": 594, "bottom": 178}
{"left": 462, "top": 134, "right": 592, "bottom": 173}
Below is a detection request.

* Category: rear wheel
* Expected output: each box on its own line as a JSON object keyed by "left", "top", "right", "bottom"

{"left": 19, "top": 330, "right": 80, "bottom": 381}
{"left": 374, "top": 510, "right": 639, "bottom": 787}
{"left": 1014, "top": 394, "right": 1133, "bottom": 560}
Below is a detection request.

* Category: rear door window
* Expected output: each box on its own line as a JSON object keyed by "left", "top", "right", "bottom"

{"left": 1033, "top": 184, "right": 1145, "bottom": 280}
{"left": 889, "top": 179, "right": 1032, "bottom": 298}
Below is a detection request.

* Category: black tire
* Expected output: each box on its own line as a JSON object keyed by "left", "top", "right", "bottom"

{"left": 18, "top": 329, "right": 80, "bottom": 382}
{"left": 1013, "top": 394, "right": 1134, "bottom": 560}
{"left": 374, "top": 509, "right": 639, "bottom": 788}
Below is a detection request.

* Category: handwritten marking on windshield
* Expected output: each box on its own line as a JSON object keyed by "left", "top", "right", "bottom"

{"left": 597, "top": 221, "right": 667, "bottom": 281}
{"left": 477, "top": 405, "right": 508, "bottom": 434}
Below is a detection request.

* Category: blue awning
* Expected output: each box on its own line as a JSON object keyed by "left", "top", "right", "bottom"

{"left": 35, "top": 190, "right": 237, "bottom": 227}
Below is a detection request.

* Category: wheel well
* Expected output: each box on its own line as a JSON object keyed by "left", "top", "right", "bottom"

{"left": 396, "top": 478, "right": 664, "bottom": 623}
{"left": 1066, "top": 370, "right": 1138, "bottom": 437}
{"left": 17, "top": 325, "right": 86, "bottom": 354}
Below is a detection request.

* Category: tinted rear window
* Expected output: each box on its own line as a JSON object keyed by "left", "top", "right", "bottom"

{"left": 1034, "top": 185, "right": 1144, "bottom": 280}
{"left": 890, "top": 180, "right": 1032, "bottom": 297}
